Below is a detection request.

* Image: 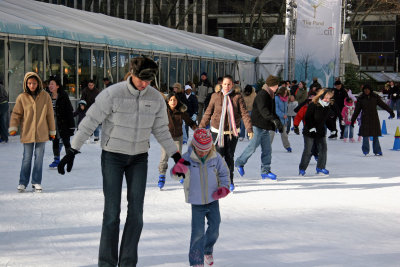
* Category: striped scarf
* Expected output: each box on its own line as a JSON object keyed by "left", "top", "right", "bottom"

{"left": 215, "top": 90, "right": 238, "bottom": 147}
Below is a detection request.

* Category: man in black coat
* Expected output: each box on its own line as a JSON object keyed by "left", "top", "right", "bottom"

{"left": 182, "top": 84, "right": 198, "bottom": 143}
{"left": 81, "top": 79, "right": 100, "bottom": 141}
{"left": 388, "top": 80, "right": 400, "bottom": 118}
{"left": 328, "top": 80, "right": 348, "bottom": 139}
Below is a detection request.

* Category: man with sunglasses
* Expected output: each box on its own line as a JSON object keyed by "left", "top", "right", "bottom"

{"left": 58, "top": 56, "right": 188, "bottom": 266}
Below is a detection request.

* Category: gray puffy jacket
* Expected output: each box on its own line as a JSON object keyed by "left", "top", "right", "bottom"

{"left": 72, "top": 77, "right": 177, "bottom": 156}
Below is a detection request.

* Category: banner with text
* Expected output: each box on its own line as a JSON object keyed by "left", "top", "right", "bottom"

{"left": 294, "top": 0, "right": 342, "bottom": 88}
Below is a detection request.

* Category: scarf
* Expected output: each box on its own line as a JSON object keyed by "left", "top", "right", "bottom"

{"left": 215, "top": 90, "right": 238, "bottom": 147}
{"left": 279, "top": 96, "right": 288, "bottom": 102}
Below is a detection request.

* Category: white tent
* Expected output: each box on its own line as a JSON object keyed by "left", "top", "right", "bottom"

{"left": 256, "top": 34, "right": 359, "bottom": 81}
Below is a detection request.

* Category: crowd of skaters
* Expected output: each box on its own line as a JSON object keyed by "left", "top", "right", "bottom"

{"left": 2, "top": 55, "right": 397, "bottom": 266}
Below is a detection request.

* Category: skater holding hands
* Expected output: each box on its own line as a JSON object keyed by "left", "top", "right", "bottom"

{"left": 171, "top": 128, "right": 230, "bottom": 267}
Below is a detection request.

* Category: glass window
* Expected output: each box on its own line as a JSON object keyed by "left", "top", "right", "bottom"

{"left": 207, "top": 61, "right": 213, "bottom": 84}
{"left": 8, "top": 42, "right": 25, "bottom": 103}
{"left": 0, "top": 40, "right": 4, "bottom": 87}
{"left": 193, "top": 59, "right": 199, "bottom": 85}
{"left": 200, "top": 60, "right": 207, "bottom": 75}
{"left": 367, "top": 54, "right": 378, "bottom": 71}
{"left": 79, "top": 48, "right": 91, "bottom": 97}
{"left": 386, "top": 53, "right": 394, "bottom": 71}
{"left": 178, "top": 58, "right": 185, "bottom": 84}
{"left": 28, "top": 44, "right": 44, "bottom": 78}
{"left": 93, "top": 49, "right": 105, "bottom": 90}
{"left": 160, "top": 56, "right": 169, "bottom": 93}
{"left": 186, "top": 59, "right": 192, "bottom": 83}
{"left": 169, "top": 57, "right": 177, "bottom": 89}
{"left": 212, "top": 61, "right": 217, "bottom": 85}
{"left": 218, "top": 62, "right": 224, "bottom": 77}
{"left": 47, "top": 46, "right": 61, "bottom": 79}
{"left": 119, "top": 52, "right": 129, "bottom": 82}
{"left": 63, "top": 46, "right": 77, "bottom": 98}
{"left": 108, "top": 51, "right": 117, "bottom": 87}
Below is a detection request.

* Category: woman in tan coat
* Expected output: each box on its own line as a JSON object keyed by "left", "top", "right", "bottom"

{"left": 9, "top": 72, "right": 56, "bottom": 192}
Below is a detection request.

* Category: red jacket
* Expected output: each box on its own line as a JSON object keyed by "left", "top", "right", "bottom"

{"left": 293, "top": 104, "right": 308, "bottom": 127}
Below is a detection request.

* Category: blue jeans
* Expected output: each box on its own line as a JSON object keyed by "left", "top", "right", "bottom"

{"left": 0, "top": 102, "right": 9, "bottom": 142}
{"left": 390, "top": 99, "right": 399, "bottom": 117}
{"left": 19, "top": 142, "right": 46, "bottom": 186}
{"left": 362, "top": 136, "right": 381, "bottom": 155}
{"left": 99, "top": 151, "right": 148, "bottom": 267}
{"left": 235, "top": 126, "right": 272, "bottom": 174}
{"left": 239, "top": 111, "right": 251, "bottom": 139}
{"left": 299, "top": 136, "right": 327, "bottom": 170}
{"left": 190, "top": 201, "right": 220, "bottom": 266}
{"left": 343, "top": 125, "right": 354, "bottom": 139}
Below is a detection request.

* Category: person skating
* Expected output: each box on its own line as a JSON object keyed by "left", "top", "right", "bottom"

{"left": 235, "top": 75, "right": 283, "bottom": 180}
{"left": 351, "top": 84, "right": 395, "bottom": 156}
{"left": 170, "top": 128, "right": 229, "bottom": 267}
{"left": 9, "top": 72, "right": 56, "bottom": 192}
{"left": 199, "top": 75, "right": 253, "bottom": 191}
{"left": 58, "top": 56, "right": 189, "bottom": 266}
{"left": 298, "top": 88, "right": 334, "bottom": 176}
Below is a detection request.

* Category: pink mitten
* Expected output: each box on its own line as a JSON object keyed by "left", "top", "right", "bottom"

{"left": 172, "top": 158, "right": 190, "bottom": 178}
{"left": 212, "top": 187, "right": 230, "bottom": 200}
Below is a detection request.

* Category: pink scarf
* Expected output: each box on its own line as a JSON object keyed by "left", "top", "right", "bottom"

{"left": 215, "top": 90, "right": 238, "bottom": 147}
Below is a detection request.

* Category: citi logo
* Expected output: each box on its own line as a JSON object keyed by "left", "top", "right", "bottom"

{"left": 324, "top": 27, "right": 334, "bottom": 35}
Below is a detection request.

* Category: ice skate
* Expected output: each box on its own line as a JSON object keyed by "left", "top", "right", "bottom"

{"left": 49, "top": 156, "right": 60, "bottom": 169}
{"left": 316, "top": 168, "right": 329, "bottom": 175}
{"left": 158, "top": 175, "right": 165, "bottom": 189}
{"left": 204, "top": 254, "right": 214, "bottom": 266}
{"left": 261, "top": 172, "right": 277, "bottom": 180}
{"left": 32, "top": 184, "right": 42, "bottom": 193}
{"left": 17, "top": 184, "right": 26, "bottom": 193}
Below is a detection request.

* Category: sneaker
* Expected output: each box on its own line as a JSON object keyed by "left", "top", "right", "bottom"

{"left": 32, "top": 184, "right": 42, "bottom": 192}
{"left": 204, "top": 254, "right": 214, "bottom": 266}
{"left": 49, "top": 157, "right": 60, "bottom": 168}
{"left": 343, "top": 138, "right": 347, "bottom": 142}
{"left": 236, "top": 166, "right": 245, "bottom": 177}
{"left": 179, "top": 178, "right": 184, "bottom": 184}
{"left": 17, "top": 184, "right": 26, "bottom": 193}
{"left": 316, "top": 168, "right": 329, "bottom": 175}
{"left": 229, "top": 183, "right": 235, "bottom": 192}
{"left": 261, "top": 172, "right": 277, "bottom": 180}
{"left": 350, "top": 138, "right": 355, "bottom": 143}
{"left": 158, "top": 175, "right": 166, "bottom": 189}
{"left": 286, "top": 147, "right": 292, "bottom": 152}
{"left": 299, "top": 169, "right": 306, "bottom": 176}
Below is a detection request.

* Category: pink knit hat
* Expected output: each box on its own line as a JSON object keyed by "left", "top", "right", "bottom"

{"left": 192, "top": 128, "right": 213, "bottom": 152}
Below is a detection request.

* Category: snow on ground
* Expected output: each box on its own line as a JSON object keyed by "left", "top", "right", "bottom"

{"left": 0, "top": 110, "right": 400, "bottom": 267}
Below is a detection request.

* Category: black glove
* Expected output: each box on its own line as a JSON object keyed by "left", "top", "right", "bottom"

{"left": 294, "top": 126, "right": 300, "bottom": 135}
{"left": 58, "top": 148, "right": 80, "bottom": 175}
{"left": 272, "top": 119, "right": 284, "bottom": 133}
{"left": 171, "top": 152, "right": 190, "bottom": 179}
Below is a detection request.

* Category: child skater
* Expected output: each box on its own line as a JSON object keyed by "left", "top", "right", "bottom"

{"left": 158, "top": 92, "right": 197, "bottom": 189}
{"left": 341, "top": 97, "right": 356, "bottom": 142}
{"left": 171, "top": 128, "right": 230, "bottom": 267}
{"left": 9, "top": 72, "right": 56, "bottom": 192}
{"left": 73, "top": 99, "right": 88, "bottom": 126}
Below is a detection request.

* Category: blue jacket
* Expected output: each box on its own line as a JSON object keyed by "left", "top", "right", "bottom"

{"left": 275, "top": 96, "right": 288, "bottom": 125}
{"left": 172, "top": 145, "right": 229, "bottom": 205}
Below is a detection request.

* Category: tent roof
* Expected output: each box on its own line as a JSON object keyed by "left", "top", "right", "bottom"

{"left": 257, "top": 34, "right": 359, "bottom": 66}
{"left": 364, "top": 72, "right": 400, "bottom": 82}
{"left": 0, "top": 0, "right": 259, "bottom": 62}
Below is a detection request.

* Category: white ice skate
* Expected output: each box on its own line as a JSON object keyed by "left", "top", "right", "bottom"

{"left": 32, "top": 184, "right": 42, "bottom": 193}
{"left": 204, "top": 254, "right": 214, "bottom": 266}
{"left": 17, "top": 184, "right": 26, "bottom": 193}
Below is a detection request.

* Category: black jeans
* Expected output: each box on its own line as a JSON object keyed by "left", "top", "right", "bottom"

{"left": 52, "top": 137, "right": 71, "bottom": 157}
{"left": 211, "top": 132, "right": 238, "bottom": 184}
{"left": 299, "top": 135, "right": 327, "bottom": 171}
{"left": 98, "top": 151, "right": 148, "bottom": 267}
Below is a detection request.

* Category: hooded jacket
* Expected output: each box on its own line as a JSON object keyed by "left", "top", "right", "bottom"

{"left": 341, "top": 99, "right": 355, "bottom": 125}
{"left": 172, "top": 145, "right": 230, "bottom": 205}
{"left": 9, "top": 72, "right": 56, "bottom": 143}
{"left": 167, "top": 103, "right": 196, "bottom": 138}
{"left": 303, "top": 100, "right": 332, "bottom": 138}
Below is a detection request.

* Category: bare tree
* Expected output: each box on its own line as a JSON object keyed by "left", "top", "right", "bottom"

{"left": 347, "top": 0, "right": 400, "bottom": 37}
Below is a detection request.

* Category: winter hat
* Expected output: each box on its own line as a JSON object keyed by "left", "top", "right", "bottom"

{"left": 130, "top": 56, "right": 158, "bottom": 81}
{"left": 185, "top": 85, "right": 192, "bottom": 91}
{"left": 265, "top": 75, "right": 280, "bottom": 87}
{"left": 78, "top": 100, "right": 87, "bottom": 106}
{"left": 192, "top": 128, "right": 213, "bottom": 152}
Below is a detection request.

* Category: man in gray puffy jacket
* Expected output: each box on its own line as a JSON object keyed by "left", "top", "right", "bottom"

{"left": 58, "top": 57, "right": 188, "bottom": 266}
